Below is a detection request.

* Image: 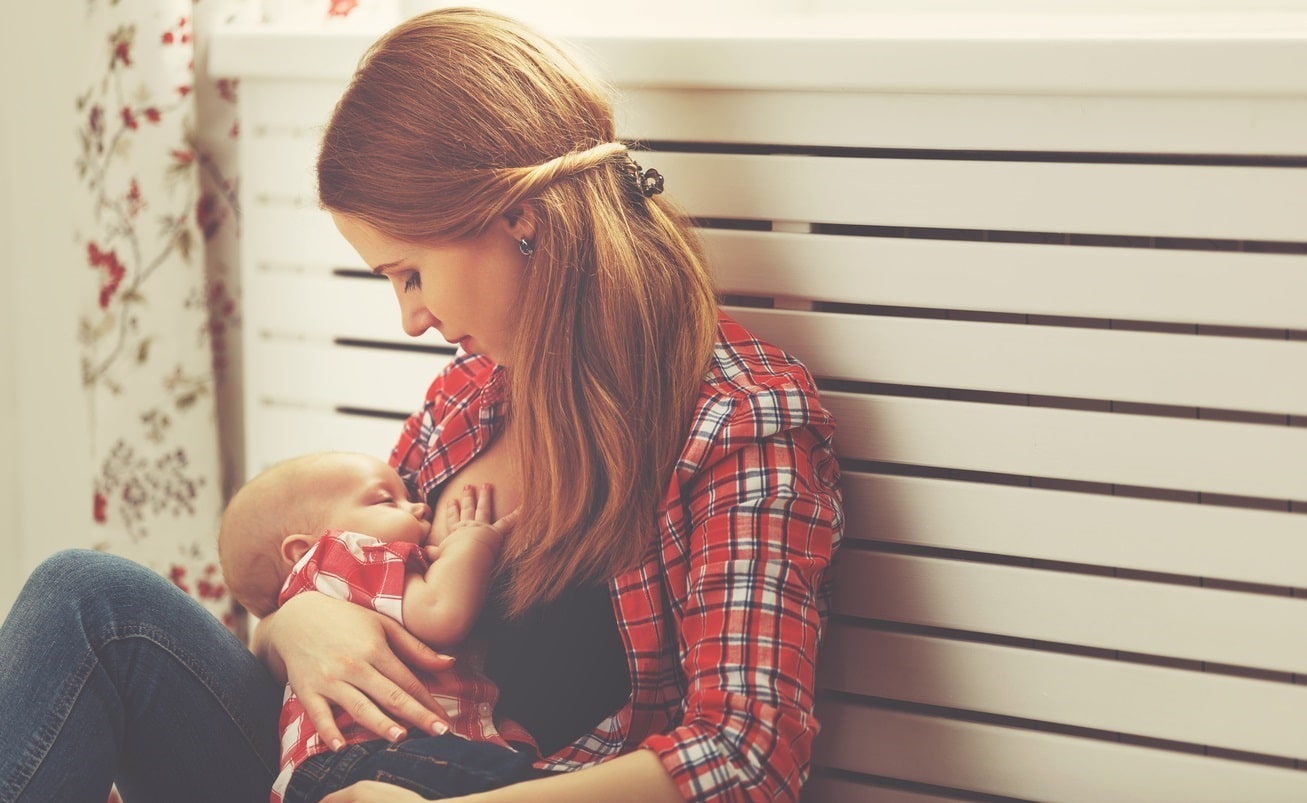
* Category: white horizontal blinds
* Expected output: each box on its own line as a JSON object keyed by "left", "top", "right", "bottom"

{"left": 239, "top": 79, "right": 424, "bottom": 477}
{"left": 812, "top": 704, "right": 1307, "bottom": 803}
{"left": 824, "top": 393, "right": 1307, "bottom": 502}
{"left": 620, "top": 89, "right": 1307, "bottom": 803}
{"left": 243, "top": 407, "right": 405, "bottom": 476}
{"left": 820, "top": 626, "right": 1307, "bottom": 760}
{"left": 728, "top": 308, "right": 1307, "bottom": 416}
{"left": 707, "top": 229, "right": 1307, "bottom": 330}
{"left": 842, "top": 474, "right": 1307, "bottom": 589}
{"left": 619, "top": 88, "right": 1307, "bottom": 156}
{"left": 649, "top": 151, "right": 1307, "bottom": 241}
{"left": 246, "top": 341, "right": 452, "bottom": 415}
{"left": 833, "top": 550, "right": 1307, "bottom": 674}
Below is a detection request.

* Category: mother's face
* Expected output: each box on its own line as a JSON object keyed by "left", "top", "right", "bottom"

{"left": 331, "top": 212, "right": 531, "bottom": 366}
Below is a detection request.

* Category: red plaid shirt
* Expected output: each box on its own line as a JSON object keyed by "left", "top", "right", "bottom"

{"left": 391, "top": 312, "right": 842, "bottom": 802}
{"left": 269, "top": 531, "right": 535, "bottom": 803}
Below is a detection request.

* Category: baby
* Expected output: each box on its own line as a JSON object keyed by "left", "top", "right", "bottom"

{"left": 218, "top": 451, "right": 538, "bottom": 803}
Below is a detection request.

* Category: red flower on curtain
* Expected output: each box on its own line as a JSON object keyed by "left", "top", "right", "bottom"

{"left": 329, "top": 0, "right": 360, "bottom": 18}
{"left": 170, "top": 564, "right": 190, "bottom": 593}
{"left": 161, "top": 16, "right": 192, "bottom": 46}
{"left": 110, "top": 26, "right": 133, "bottom": 68}
{"left": 87, "top": 242, "right": 127, "bottom": 309}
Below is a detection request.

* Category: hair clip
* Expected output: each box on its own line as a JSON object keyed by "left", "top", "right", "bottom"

{"left": 623, "top": 158, "right": 665, "bottom": 201}
{"left": 638, "top": 166, "right": 664, "bottom": 198}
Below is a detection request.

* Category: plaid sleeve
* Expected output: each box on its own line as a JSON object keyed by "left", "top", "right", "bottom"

{"left": 644, "top": 384, "right": 843, "bottom": 802}
{"left": 278, "top": 531, "right": 430, "bottom": 625}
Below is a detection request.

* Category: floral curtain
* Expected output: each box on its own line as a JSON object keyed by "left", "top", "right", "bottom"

{"left": 76, "top": 0, "right": 256, "bottom": 628}
{"left": 76, "top": 0, "right": 402, "bottom": 641}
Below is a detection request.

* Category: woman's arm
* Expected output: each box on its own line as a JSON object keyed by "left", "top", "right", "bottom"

{"left": 254, "top": 590, "right": 457, "bottom": 745}
{"left": 645, "top": 419, "right": 841, "bottom": 802}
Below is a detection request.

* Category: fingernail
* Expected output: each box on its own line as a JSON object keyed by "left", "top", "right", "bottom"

{"left": 388, "top": 726, "right": 406, "bottom": 742}
{"left": 331, "top": 739, "right": 344, "bottom": 752}
{"left": 432, "top": 720, "right": 449, "bottom": 735}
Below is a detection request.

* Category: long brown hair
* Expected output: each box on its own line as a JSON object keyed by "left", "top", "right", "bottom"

{"left": 317, "top": 8, "right": 718, "bottom": 618}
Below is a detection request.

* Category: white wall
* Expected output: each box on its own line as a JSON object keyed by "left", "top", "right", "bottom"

{"left": 0, "top": 60, "right": 15, "bottom": 616}
{"left": 0, "top": 3, "right": 90, "bottom": 618}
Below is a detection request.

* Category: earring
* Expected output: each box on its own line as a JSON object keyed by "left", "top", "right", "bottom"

{"left": 518, "top": 237, "right": 534, "bottom": 257}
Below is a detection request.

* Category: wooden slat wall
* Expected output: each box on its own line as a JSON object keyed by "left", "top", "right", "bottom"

{"left": 616, "top": 25, "right": 1307, "bottom": 802}
{"left": 220, "top": 17, "right": 1307, "bottom": 803}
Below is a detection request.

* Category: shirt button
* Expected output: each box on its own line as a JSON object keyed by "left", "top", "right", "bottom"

{"left": 479, "top": 703, "right": 492, "bottom": 716}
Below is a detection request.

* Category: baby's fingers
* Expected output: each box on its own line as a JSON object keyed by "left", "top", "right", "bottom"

{"left": 443, "top": 497, "right": 461, "bottom": 531}
{"left": 472, "top": 483, "right": 494, "bottom": 523}
{"left": 494, "top": 506, "right": 521, "bottom": 535}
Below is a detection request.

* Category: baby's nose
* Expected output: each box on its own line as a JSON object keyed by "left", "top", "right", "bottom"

{"left": 410, "top": 501, "right": 431, "bottom": 522}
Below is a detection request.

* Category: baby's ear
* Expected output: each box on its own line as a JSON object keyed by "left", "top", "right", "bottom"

{"left": 280, "top": 533, "right": 316, "bottom": 566}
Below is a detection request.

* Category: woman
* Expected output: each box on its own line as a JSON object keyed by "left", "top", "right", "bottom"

{"left": 0, "top": 8, "right": 841, "bottom": 802}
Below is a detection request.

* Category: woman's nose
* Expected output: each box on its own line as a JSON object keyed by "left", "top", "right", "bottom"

{"left": 401, "top": 305, "right": 437, "bottom": 338}
{"left": 394, "top": 290, "right": 437, "bottom": 337}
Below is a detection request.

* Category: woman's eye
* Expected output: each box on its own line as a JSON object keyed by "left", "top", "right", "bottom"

{"left": 403, "top": 272, "right": 421, "bottom": 292}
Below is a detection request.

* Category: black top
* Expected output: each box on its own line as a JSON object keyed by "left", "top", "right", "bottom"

{"left": 478, "top": 582, "right": 631, "bottom": 756}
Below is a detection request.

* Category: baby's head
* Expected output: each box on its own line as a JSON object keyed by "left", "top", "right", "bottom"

{"left": 218, "top": 451, "right": 432, "bottom": 616}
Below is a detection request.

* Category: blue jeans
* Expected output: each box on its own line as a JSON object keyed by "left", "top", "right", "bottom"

{"left": 0, "top": 550, "right": 283, "bottom": 803}
{"left": 283, "top": 736, "right": 542, "bottom": 802}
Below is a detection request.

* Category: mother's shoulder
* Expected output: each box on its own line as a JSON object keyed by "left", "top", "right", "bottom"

{"left": 693, "top": 313, "right": 830, "bottom": 439}
{"left": 706, "top": 312, "right": 821, "bottom": 401}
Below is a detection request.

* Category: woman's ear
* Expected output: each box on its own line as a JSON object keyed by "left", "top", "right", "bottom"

{"left": 280, "top": 533, "right": 316, "bottom": 567}
{"left": 502, "top": 204, "right": 536, "bottom": 242}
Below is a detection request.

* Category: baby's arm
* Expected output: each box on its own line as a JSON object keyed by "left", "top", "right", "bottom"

{"left": 401, "top": 483, "right": 514, "bottom": 649}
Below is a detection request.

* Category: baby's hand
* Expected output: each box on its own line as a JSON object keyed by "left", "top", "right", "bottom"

{"left": 444, "top": 483, "right": 519, "bottom": 545}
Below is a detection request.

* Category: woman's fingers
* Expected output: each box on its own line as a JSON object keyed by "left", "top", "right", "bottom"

{"left": 299, "top": 692, "right": 347, "bottom": 752}
{"left": 271, "top": 594, "right": 454, "bottom": 741}
{"left": 341, "top": 681, "right": 411, "bottom": 743}
{"left": 371, "top": 616, "right": 454, "bottom": 735}
{"left": 317, "top": 664, "right": 447, "bottom": 743}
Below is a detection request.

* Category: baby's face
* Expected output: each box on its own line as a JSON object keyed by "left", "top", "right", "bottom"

{"left": 313, "top": 454, "right": 432, "bottom": 545}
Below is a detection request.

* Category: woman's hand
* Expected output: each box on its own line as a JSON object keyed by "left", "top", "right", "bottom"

{"left": 321, "top": 781, "right": 428, "bottom": 803}
{"left": 262, "top": 590, "right": 455, "bottom": 746}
